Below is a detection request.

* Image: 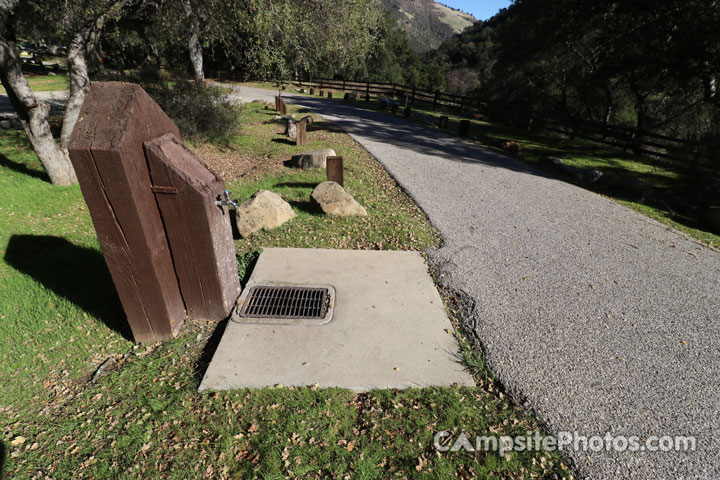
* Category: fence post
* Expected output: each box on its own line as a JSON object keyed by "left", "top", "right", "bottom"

{"left": 459, "top": 96, "right": 465, "bottom": 114}
{"left": 366, "top": 81, "right": 370, "bottom": 101}
{"left": 343, "top": 79, "right": 346, "bottom": 91}
{"left": 411, "top": 86, "right": 416, "bottom": 105}
{"left": 433, "top": 90, "right": 439, "bottom": 111}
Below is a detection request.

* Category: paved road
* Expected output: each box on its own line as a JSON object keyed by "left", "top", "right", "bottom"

{"left": 0, "top": 90, "right": 67, "bottom": 116}
{"left": 230, "top": 87, "right": 720, "bottom": 479}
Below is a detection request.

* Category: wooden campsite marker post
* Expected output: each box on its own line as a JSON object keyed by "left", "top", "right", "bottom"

{"left": 459, "top": 119, "right": 471, "bottom": 137}
{"left": 296, "top": 121, "right": 307, "bottom": 146}
{"left": 276, "top": 96, "right": 287, "bottom": 115}
{"left": 439, "top": 116, "right": 449, "bottom": 129}
{"left": 68, "top": 82, "right": 240, "bottom": 343}
{"left": 327, "top": 156, "right": 344, "bottom": 186}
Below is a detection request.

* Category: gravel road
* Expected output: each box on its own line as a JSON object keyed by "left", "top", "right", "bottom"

{"left": 229, "top": 87, "right": 720, "bottom": 479}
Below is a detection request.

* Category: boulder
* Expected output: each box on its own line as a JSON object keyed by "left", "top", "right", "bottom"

{"left": 311, "top": 181, "right": 367, "bottom": 217}
{"left": 596, "top": 175, "right": 654, "bottom": 200}
{"left": 235, "top": 190, "right": 296, "bottom": 238}
{"left": 289, "top": 149, "right": 336, "bottom": 169}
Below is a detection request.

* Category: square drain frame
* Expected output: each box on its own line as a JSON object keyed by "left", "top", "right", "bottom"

{"left": 232, "top": 282, "right": 336, "bottom": 326}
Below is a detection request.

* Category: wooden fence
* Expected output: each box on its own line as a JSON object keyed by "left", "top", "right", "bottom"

{"left": 268, "top": 76, "right": 711, "bottom": 167}
{"left": 274, "top": 77, "right": 484, "bottom": 116}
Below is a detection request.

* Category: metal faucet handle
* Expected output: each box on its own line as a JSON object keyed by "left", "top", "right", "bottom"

{"left": 215, "top": 190, "right": 238, "bottom": 209}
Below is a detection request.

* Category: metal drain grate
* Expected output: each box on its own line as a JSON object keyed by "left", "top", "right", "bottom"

{"left": 238, "top": 286, "right": 330, "bottom": 319}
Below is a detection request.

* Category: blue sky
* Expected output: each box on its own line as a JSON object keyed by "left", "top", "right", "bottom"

{"left": 442, "top": 0, "right": 512, "bottom": 21}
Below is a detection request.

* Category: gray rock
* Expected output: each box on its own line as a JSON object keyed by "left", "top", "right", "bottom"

{"left": 286, "top": 119, "right": 297, "bottom": 139}
{"left": 289, "top": 149, "right": 336, "bottom": 169}
{"left": 0, "top": 120, "right": 12, "bottom": 129}
{"left": 597, "top": 175, "right": 654, "bottom": 200}
{"left": 311, "top": 181, "right": 367, "bottom": 217}
{"left": 235, "top": 190, "right": 296, "bottom": 238}
{"left": 541, "top": 157, "right": 603, "bottom": 184}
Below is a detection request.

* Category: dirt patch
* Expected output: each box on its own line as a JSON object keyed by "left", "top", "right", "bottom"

{"left": 193, "top": 142, "right": 284, "bottom": 182}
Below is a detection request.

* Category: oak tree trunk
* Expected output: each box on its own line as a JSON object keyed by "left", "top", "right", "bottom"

{"left": 0, "top": 4, "right": 76, "bottom": 185}
{"left": 184, "top": 1, "right": 204, "bottom": 83}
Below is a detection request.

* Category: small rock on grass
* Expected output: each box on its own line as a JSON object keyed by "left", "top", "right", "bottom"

{"left": 311, "top": 181, "right": 367, "bottom": 217}
{"left": 235, "top": 190, "right": 296, "bottom": 238}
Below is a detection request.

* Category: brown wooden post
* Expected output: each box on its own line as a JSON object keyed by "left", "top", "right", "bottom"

{"left": 145, "top": 134, "right": 240, "bottom": 321}
{"left": 404, "top": 106, "right": 411, "bottom": 118}
{"left": 327, "top": 91, "right": 333, "bottom": 99}
{"left": 391, "top": 103, "right": 399, "bottom": 115}
{"left": 343, "top": 79, "right": 346, "bottom": 91}
{"left": 327, "top": 156, "right": 344, "bottom": 187}
{"left": 459, "top": 119, "right": 471, "bottom": 137}
{"left": 366, "top": 82, "right": 370, "bottom": 101}
{"left": 310, "top": 87, "right": 314, "bottom": 95}
{"left": 296, "top": 121, "right": 307, "bottom": 146}
{"left": 411, "top": 86, "right": 416, "bottom": 104}
{"left": 459, "top": 95, "right": 465, "bottom": 113}
{"left": 68, "top": 82, "right": 186, "bottom": 343}
{"left": 276, "top": 96, "right": 287, "bottom": 115}
{"left": 391, "top": 84, "right": 396, "bottom": 98}
{"left": 439, "top": 116, "right": 449, "bottom": 129}
{"left": 433, "top": 90, "right": 440, "bottom": 111}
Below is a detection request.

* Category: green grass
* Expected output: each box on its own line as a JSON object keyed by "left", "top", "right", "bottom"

{"left": 244, "top": 81, "right": 720, "bottom": 249}
{"left": 0, "top": 74, "right": 69, "bottom": 94}
{"left": 0, "top": 105, "right": 572, "bottom": 478}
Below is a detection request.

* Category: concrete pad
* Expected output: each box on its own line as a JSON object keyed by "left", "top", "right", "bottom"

{"left": 199, "top": 248, "right": 474, "bottom": 391}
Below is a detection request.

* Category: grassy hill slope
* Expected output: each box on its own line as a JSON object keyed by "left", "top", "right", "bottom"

{"left": 379, "top": 0, "right": 477, "bottom": 52}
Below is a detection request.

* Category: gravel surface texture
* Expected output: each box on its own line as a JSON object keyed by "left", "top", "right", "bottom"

{"left": 239, "top": 88, "right": 720, "bottom": 479}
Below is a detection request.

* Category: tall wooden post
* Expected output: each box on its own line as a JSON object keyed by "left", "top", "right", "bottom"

{"left": 296, "top": 121, "right": 307, "bottom": 146}
{"left": 433, "top": 90, "right": 440, "bottom": 111}
{"left": 366, "top": 82, "right": 370, "bottom": 101}
{"left": 327, "top": 156, "right": 344, "bottom": 186}
{"left": 68, "top": 82, "right": 186, "bottom": 343}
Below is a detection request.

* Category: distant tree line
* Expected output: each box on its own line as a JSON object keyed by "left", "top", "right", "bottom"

{"left": 430, "top": 0, "right": 720, "bottom": 163}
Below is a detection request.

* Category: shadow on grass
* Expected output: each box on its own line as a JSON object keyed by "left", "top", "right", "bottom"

{"left": 289, "top": 200, "right": 321, "bottom": 215}
{"left": 274, "top": 181, "right": 317, "bottom": 189}
{"left": 194, "top": 318, "right": 228, "bottom": 385}
{"left": 0, "top": 440, "right": 5, "bottom": 479}
{"left": 0, "top": 152, "right": 50, "bottom": 182}
{"left": 4, "top": 235, "right": 132, "bottom": 340}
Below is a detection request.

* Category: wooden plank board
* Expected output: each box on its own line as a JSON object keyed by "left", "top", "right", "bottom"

{"left": 145, "top": 134, "right": 240, "bottom": 322}
{"left": 68, "top": 82, "right": 186, "bottom": 343}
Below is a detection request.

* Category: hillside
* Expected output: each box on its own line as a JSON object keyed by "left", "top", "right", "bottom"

{"left": 379, "top": 0, "right": 477, "bottom": 52}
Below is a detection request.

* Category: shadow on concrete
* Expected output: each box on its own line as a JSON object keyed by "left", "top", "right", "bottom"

{"left": 4, "top": 235, "right": 132, "bottom": 340}
{"left": 0, "top": 153, "right": 50, "bottom": 182}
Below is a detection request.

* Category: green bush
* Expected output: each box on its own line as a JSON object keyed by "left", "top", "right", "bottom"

{"left": 139, "top": 71, "right": 239, "bottom": 141}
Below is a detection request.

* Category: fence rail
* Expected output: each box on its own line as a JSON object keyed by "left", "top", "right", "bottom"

{"left": 265, "top": 76, "right": 709, "bottom": 166}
